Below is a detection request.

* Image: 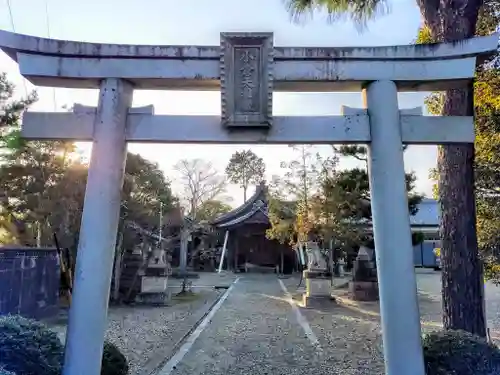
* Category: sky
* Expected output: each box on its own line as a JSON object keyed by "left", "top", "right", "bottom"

{"left": 0, "top": 0, "right": 436, "bottom": 207}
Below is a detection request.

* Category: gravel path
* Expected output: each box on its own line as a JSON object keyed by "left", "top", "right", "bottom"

{"left": 161, "top": 271, "right": 500, "bottom": 375}
{"left": 47, "top": 273, "right": 238, "bottom": 375}
{"left": 280, "top": 277, "right": 385, "bottom": 375}
{"left": 48, "top": 271, "right": 500, "bottom": 375}
{"left": 106, "top": 291, "right": 224, "bottom": 375}
{"left": 50, "top": 289, "right": 224, "bottom": 375}
{"left": 160, "top": 274, "right": 392, "bottom": 375}
{"left": 165, "top": 275, "right": 324, "bottom": 375}
{"left": 146, "top": 271, "right": 500, "bottom": 375}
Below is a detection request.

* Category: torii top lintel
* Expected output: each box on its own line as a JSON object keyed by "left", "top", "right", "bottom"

{"left": 0, "top": 29, "right": 497, "bottom": 92}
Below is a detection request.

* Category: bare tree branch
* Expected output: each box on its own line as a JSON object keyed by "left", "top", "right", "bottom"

{"left": 173, "top": 159, "right": 227, "bottom": 219}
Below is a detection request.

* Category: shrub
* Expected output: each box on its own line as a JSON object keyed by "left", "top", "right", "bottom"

{"left": 101, "top": 340, "right": 129, "bottom": 375}
{"left": 0, "top": 315, "right": 64, "bottom": 375}
{"left": 0, "top": 367, "right": 15, "bottom": 375}
{"left": 0, "top": 315, "right": 128, "bottom": 375}
{"left": 423, "top": 329, "right": 500, "bottom": 375}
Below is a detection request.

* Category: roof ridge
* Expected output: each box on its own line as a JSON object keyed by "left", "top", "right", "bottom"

{"left": 211, "top": 182, "right": 267, "bottom": 224}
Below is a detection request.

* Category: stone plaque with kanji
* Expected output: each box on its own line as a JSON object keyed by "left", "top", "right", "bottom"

{"left": 220, "top": 32, "right": 273, "bottom": 128}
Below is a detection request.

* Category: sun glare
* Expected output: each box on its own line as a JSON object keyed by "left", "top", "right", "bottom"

{"left": 75, "top": 142, "right": 92, "bottom": 163}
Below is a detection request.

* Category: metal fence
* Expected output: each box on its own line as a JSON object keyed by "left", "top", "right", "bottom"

{"left": 413, "top": 241, "right": 440, "bottom": 268}
{"left": 0, "top": 247, "right": 60, "bottom": 319}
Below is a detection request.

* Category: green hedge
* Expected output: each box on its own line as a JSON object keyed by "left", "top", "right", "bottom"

{"left": 0, "top": 366, "right": 16, "bottom": 375}
{"left": 0, "top": 315, "right": 129, "bottom": 375}
{"left": 101, "top": 341, "right": 129, "bottom": 375}
{"left": 423, "top": 330, "right": 500, "bottom": 375}
{"left": 0, "top": 315, "right": 64, "bottom": 375}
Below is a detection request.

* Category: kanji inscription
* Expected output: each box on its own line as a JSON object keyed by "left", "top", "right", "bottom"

{"left": 235, "top": 47, "right": 259, "bottom": 112}
{"left": 220, "top": 32, "right": 273, "bottom": 128}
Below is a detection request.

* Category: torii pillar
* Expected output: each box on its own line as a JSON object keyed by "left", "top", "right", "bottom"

{"left": 365, "top": 81, "right": 424, "bottom": 374}
{"left": 63, "top": 79, "right": 133, "bottom": 375}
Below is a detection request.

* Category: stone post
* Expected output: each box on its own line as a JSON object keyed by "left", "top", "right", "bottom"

{"left": 63, "top": 79, "right": 133, "bottom": 375}
{"left": 179, "top": 228, "right": 189, "bottom": 274}
{"left": 364, "top": 80, "right": 425, "bottom": 375}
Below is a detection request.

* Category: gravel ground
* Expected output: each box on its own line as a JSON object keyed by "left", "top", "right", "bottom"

{"left": 49, "top": 272, "right": 238, "bottom": 375}
{"left": 166, "top": 275, "right": 325, "bottom": 375}
{"left": 47, "top": 271, "right": 500, "bottom": 375}
{"left": 160, "top": 271, "right": 500, "bottom": 375}
{"left": 284, "top": 269, "right": 500, "bottom": 374}
{"left": 415, "top": 269, "right": 500, "bottom": 339}
{"left": 107, "top": 291, "right": 222, "bottom": 375}
{"left": 164, "top": 274, "right": 391, "bottom": 375}
{"left": 280, "top": 276, "right": 385, "bottom": 375}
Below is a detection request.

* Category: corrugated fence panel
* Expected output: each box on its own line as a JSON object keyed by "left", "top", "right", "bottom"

{"left": 422, "top": 241, "right": 439, "bottom": 268}
{"left": 413, "top": 243, "right": 424, "bottom": 267}
{"left": 0, "top": 247, "right": 60, "bottom": 320}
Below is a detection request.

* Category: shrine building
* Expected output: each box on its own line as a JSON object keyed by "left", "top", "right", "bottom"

{"left": 211, "top": 183, "right": 295, "bottom": 273}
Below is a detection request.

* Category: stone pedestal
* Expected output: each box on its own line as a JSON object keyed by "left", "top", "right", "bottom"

{"left": 171, "top": 270, "right": 199, "bottom": 279}
{"left": 138, "top": 275, "right": 171, "bottom": 304}
{"left": 349, "top": 246, "right": 379, "bottom": 301}
{"left": 136, "top": 247, "right": 172, "bottom": 305}
{"left": 348, "top": 280, "right": 379, "bottom": 301}
{"left": 141, "top": 276, "right": 167, "bottom": 293}
{"left": 302, "top": 270, "right": 333, "bottom": 307}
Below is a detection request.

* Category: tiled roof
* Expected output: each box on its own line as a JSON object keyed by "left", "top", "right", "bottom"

{"left": 211, "top": 182, "right": 267, "bottom": 225}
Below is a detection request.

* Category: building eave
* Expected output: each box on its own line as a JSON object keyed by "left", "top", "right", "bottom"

{"left": 212, "top": 182, "right": 267, "bottom": 225}
{"left": 217, "top": 206, "right": 269, "bottom": 229}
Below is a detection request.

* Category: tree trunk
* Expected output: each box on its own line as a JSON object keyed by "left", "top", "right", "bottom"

{"left": 439, "top": 91, "right": 486, "bottom": 337}
{"left": 435, "top": 1, "right": 486, "bottom": 337}
{"left": 112, "top": 228, "right": 125, "bottom": 302}
{"left": 36, "top": 221, "right": 42, "bottom": 247}
{"left": 243, "top": 187, "right": 247, "bottom": 202}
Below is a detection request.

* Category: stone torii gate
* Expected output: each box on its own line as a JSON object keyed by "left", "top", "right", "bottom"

{"left": 0, "top": 30, "right": 497, "bottom": 375}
